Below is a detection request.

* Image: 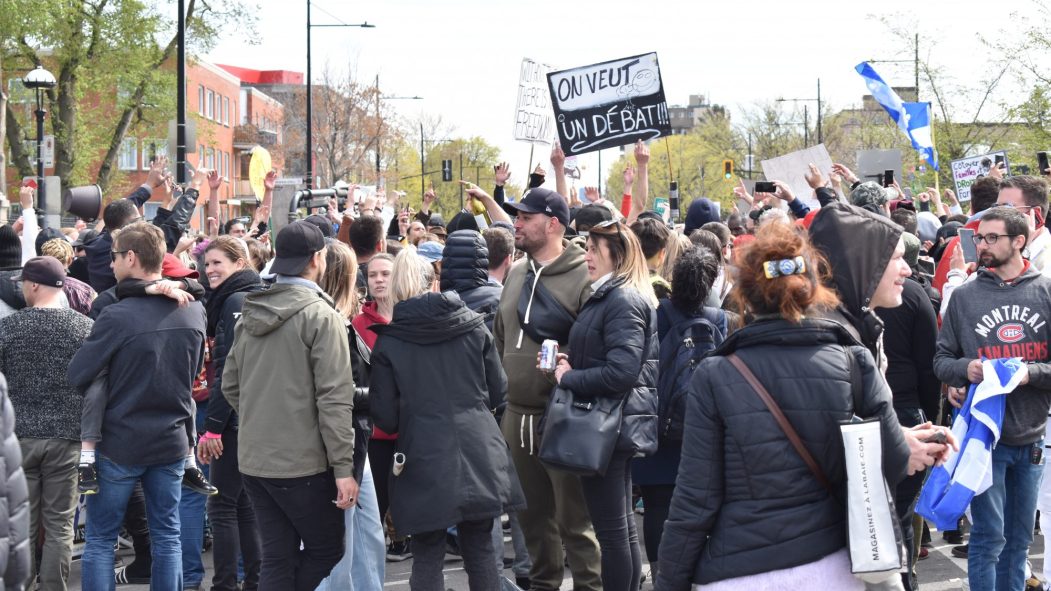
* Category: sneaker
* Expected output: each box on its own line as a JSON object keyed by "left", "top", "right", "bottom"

{"left": 1026, "top": 576, "right": 1042, "bottom": 591}
{"left": 78, "top": 463, "right": 99, "bottom": 495}
{"left": 918, "top": 547, "right": 929, "bottom": 560}
{"left": 951, "top": 543, "right": 968, "bottom": 559}
{"left": 114, "top": 564, "right": 150, "bottom": 585}
{"left": 515, "top": 576, "right": 530, "bottom": 590}
{"left": 386, "top": 539, "right": 412, "bottom": 562}
{"left": 182, "top": 467, "right": 218, "bottom": 496}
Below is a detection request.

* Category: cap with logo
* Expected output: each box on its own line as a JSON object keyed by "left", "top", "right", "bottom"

{"left": 272, "top": 220, "right": 326, "bottom": 276}
{"left": 501, "top": 187, "right": 570, "bottom": 227}
{"left": 13, "top": 256, "right": 65, "bottom": 288}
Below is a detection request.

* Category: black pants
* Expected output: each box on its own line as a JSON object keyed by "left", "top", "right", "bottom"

{"left": 208, "top": 429, "right": 261, "bottom": 591}
{"left": 580, "top": 450, "right": 642, "bottom": 591}
{"left": 368, "top": 438, "right": 396, "bottom": 528}
{"left": 895, "top": 407, "right": 927, "bottom": 591}
{"left": 411, "top": 519, "right": 499, "bottom": 591}
{"left": 243, "top": 470, "right": 345, "bottom": 591}
{"left": 639, "top": 484, "right": 675, "bottom": 563}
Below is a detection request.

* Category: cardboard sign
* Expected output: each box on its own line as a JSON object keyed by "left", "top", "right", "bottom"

{"left": 760, "top": 144, "right": 835, "bottom": 209}
{"left": 514, "top": 59, "right": 555, "bottom": 144}
{"left": 547, "top": 52, "right": 671, "bottom": 156}
{"left": 951, "top": 151, "right": 1010, "bottom": 202}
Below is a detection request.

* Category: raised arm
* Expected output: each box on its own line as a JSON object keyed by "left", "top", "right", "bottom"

{"left": 629, "top": 140, "right": 650, "bottom": 223}
{"left": 551, "top": 143, "right": 568, "bottom": 199}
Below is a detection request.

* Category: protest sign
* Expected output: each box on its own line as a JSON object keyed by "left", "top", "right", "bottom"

{"left": 951, "top": 151, "right": 1010, "bottom": 202}
{"left": 547, "top": 52, "right": 671, "bottom": 156}
{"left": 856, "top": 149, "right": 903, "bottom": 186}
{"left": 760, "top": 144, "right": 834, "bottom": 209}
{"left": 514, "top": 59, "right": 555, "bottom": 144}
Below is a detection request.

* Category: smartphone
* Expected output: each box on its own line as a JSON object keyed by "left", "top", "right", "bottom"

{"left": 883, "top": 170, "right": 894, "bottom": 187}
{"left": 994, "top": 154, "right": 1005, "bottom": 170}
{"left": 754, "top": 181, "right": 776, "bottom": 193}
{"left": 958, "top": 228, "right": 978, "bottom": 264}
{"left": 1038, "top": 151, "right": 1049, "bottom": 175}
{"left": 922, "top": 431, "right": 948, "bottom": 445}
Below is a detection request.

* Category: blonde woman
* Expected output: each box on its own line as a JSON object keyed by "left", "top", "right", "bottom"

{"left": 370, "top": 250, "right": 524, "bottom": 591}
{"left": 316, "top": 240, "right": 386, "bottom": 591}
{"left": 547, "top": 219, "right": 659, "bottom": 591}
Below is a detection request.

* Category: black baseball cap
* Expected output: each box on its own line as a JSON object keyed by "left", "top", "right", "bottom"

{"left": 13, "top": 256, "right": 65, "bottom": 288}
{"left": 303, "top": 214, "right": 335, "bottom": 238}
{"left": 271, "top": 221, "right": 326, "bottom": 276}
{"left": 502, "top": 188, "right": 570, "bottom": 227}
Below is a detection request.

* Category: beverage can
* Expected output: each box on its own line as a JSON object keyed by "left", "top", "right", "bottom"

{"left": 540, "top": 339, "right": 559, "bottom": 372}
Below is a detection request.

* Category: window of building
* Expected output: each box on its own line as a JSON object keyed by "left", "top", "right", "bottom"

{"left": 198, "top": 85, "right": 205, "bottom": 116}
{"left": 118, "top": 139, "right": 138, "bottom": 171}
{"left": 206, "top": 147, "right": 215, "bottom": 169}
{"left": 199, "top": 145, "right": 205, "bottom": 167}
{"left": 206, "top": 90, "right": 214, "bottom": 120}
{"left": 142, "top": 139, "right": 167, "bottom": 169}
{"left": 223, "top": 97, "right": 230, "bottom": 126}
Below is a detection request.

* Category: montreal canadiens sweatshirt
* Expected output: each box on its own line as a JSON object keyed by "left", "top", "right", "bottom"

{"left": 935, "top": 264, "right": 1051, "bottom": 446}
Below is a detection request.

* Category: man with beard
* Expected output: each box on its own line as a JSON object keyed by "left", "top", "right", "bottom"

{"left": 494, "top": 188, "right": 601, "bottom": 591}
{"left": 935, "top": 206, "right": 1051, "bottom": 591}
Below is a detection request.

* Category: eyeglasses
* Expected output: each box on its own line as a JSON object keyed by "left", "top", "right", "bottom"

{"left": 971, "top": 233, "right": 1021, "bottom": 245}
{"left": 997, "top": 203, "right": 1037, "bottom": 214}
{"left": 110, "top": 249, "right": 132, "bottom": 262}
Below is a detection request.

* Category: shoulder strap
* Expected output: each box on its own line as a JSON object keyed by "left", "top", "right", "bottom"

{"left": 845, "top": 346, "right": 862, "bottom": 416}
{"left": 727, "top": 353, "right": 833, "bottom": 494}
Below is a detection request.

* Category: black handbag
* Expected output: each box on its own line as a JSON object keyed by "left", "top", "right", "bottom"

{"left": 538, "top": 386, "right": 623, "bottom": 477}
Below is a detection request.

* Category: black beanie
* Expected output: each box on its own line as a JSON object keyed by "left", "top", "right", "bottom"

{"left": 0, "top": 225, "right": 22, "bottom": 270}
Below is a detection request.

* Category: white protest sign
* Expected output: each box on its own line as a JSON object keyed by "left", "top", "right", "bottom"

{"left": 760, "top": 144, "right": 834, "bottom": 209}
{"left": 514, "top": 58, "right": 555, "bottom": 144}
{"left": 951, "top": 151, "right": 1010, "bottom": 202}
{"left": 547, "top": 52, "right": 671, "bottom": 156}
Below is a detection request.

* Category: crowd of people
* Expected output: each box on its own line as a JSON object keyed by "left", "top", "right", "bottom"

{"left": 0, "top": 139, "right": 1048, "bottom": 591}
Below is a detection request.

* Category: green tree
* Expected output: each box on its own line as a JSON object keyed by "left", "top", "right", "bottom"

{"left": 1, "top": 0, "right": 257, "bottom": 194}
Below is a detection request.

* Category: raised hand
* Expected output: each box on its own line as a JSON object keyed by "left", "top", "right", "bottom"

{"left": 207, "top": 169, "right": 223, "bottom": 191}
{"left": 550, "top": 143, "right": 566, "bottom": 170}
{"left": 803, "top": 163, "right": 826, "bottom": 190}
{"left": 830, "top": 163, "right": 859, "bottom": 185}
{"left": 584, "top": 186, "right": 601, "bottom": 203}
{"left": 733, "top": 179, "right": 754, "bottom": 206}
{"left": 623, "top": 164, "right": 636, "bottom": 188}
{"left": 634, "top": 140, "right": 650, "bottom": 166}
{"left": 494, "top": 162, "right": 511, "bottom": 186}
{"left": 146, "top": 156, "right": 170, "bottom": 189}
{"left": 19, "top": 186, "right": 34, "bottom": 210}
{"left": 773, "top": 180, "right": 796, "bottom": 202}
{"left": 422, "top": 188, "right": 437, "bottom": 210}
{"left": 263, "top": 170, "right": 278, "bottom": 191}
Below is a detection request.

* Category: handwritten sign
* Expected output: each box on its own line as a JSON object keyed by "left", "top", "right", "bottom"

{"left": 547, "top": 52, "right": 670, "bottom": 156}
{"left": 951, "top": 151, "right": 1010, "bottom": 202}
{"left": 514, "top": 58, "right": 555, "bottom": 144}
{"left": 760, "top": 144, "right": 834, "bottom": 209}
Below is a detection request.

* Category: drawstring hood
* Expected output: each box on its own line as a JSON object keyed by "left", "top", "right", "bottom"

{"left": 517, "top": 260, "right": 546, "bottom": 350}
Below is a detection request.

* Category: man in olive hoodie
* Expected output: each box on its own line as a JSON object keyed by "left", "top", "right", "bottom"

{"left": 222, "top": 221, "right": 357, "bottom": 591}
{"left": 495, "top": 188, "right": 601, "bottom": 591}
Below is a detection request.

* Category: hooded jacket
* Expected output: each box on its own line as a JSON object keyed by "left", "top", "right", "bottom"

{"left": 222, "top": 283, "right": 357, "bottom": 479}
{"left": 809, "top": 202, "right": 903, "bottom": 362}
{"left": 0, "top": 374, "right": 29, "bottom": 591}
{"left": 370, "top": 291, "right": 525, "bottom": 535}
{"left": 656, "top": 318, "right": 909, "bottom": 589}
{"left": 934, "top": 264, "right": 1051, "bottom": 446}
{"left": 494, "top": 239, "right": 591, "bottom": 414}
{"left": 440, "top": 230, "right": 502, "bottom": 331}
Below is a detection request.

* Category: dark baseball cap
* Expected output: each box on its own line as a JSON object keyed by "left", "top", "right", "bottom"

{"left": 13, "top": 256, "right": 65, "bottom": 288}
{"left": 303, "top": 214, "right": 335, "bottom": 238}
{"left": 502, "top": 188, "right": 570, "bottom": 227}
{"left": 272, "top": 221, "right": 326, "bottom": 276}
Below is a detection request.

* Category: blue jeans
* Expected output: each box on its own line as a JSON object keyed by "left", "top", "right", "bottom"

{"left": 968, "top": 441, "right": 1043, "bottom": 591}
{"left": 82, "top": 456, "right": 185, "bottom": 591}
{"left": 315, "top": 459, "right": 386, "bottom": 591}
{"left": 181, "top": 398, "right": 208, "bottom": 587}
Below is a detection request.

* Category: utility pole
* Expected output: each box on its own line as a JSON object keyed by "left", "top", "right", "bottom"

{"left": 177, "top": 0, "right": 187, "bottom": 183}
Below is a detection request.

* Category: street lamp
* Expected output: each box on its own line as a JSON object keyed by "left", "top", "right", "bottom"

{"left": 776, "top": 78, "right": 823, "bottom": 146}
{"left": 23, "top": 64, "right": 56, "bottom": 228}
{"left": 375, "top": 74, "right": 422, "bottom": 185}
{"left": 306, "top": 0, "right": 373, "bottom": 188}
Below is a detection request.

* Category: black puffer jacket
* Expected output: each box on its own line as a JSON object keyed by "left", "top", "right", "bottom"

{"left": 656, "top": 318, "right": 910, "bottom": 590}
{"left": 0, "top": 373, "right": 30, "bottom": 591}
{"left": 370, "top": 291, "right": 525, "bottom": 535}
{"left": 559, "top": 276, "right": 658, "bottom": 461}
{"left": 440, "top": 230, "right": 502, "bottom": 331}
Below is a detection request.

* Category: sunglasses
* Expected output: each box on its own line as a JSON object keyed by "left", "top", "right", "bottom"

{"left": 590, "top": 219, "right": 625, "bottom": 242}
{"left": 110, "top": 249, "right": 132, "bottom": 262}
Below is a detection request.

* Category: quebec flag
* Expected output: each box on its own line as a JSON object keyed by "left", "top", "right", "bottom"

{"left": 855, "top": 62, "right": 939, "bottom": 171}
{"left": 915, "top": 358, "right": 1027, "bottom": 531}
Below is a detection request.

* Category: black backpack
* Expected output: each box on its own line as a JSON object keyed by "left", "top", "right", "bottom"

{"left": 656, "top": 309, "right": 726, "bottom": 444}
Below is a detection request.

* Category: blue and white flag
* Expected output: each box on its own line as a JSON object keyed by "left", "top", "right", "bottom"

{"left": 915, "top": 358, "right": 1027, "bottom": 531}
{"left": 855, "top": 62, "right": 939, "bottom": 171}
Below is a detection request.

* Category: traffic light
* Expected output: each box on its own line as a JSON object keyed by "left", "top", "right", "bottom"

{"left": 441, "top": 159, "right": 453, "bottom": 182}
{"left": 723, "top": 159, "right": 734, "bottom": 180}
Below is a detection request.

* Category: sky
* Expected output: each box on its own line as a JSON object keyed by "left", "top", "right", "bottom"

{"left": 208, "top": 0, "right": 1042, "bottom": 190}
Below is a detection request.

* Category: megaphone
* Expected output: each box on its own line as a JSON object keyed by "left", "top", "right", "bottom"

{"left": 62, "top": 185, "right": 102, "bottom": 222}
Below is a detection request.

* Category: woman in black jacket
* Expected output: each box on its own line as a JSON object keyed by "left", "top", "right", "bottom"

{"left": 370, "top": 249, "right": 524, "bottom": 591}
{"left": 549, "top": 219, "right": 658, "bottom": 591}
{"left": 655, "top": 222, "right": 926, "bottom": 591}
{"left": 196, "top": 236, "right": 263, "bottom": 591}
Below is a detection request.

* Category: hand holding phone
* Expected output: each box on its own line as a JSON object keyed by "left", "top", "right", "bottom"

{"left": 958, "top": 228, "right": 978, "bottom": 264}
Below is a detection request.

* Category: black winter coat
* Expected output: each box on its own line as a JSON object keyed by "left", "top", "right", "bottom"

{"left": 559, "top": 276, "right": 658, "bottom": 461}
{"left": 440, "top": 230, "right": 502, "bottom": 331}
{"left": 0, "top": 373, "right": 28, "bottom": 591}
{"left": 656, "top": 318, "right": 910, "bottom": 590}
{"left": 370, "top": 291, "right": 525, "bottom": 535}
{"left": 204, "top": 272, "right": 264, "bottom": 436}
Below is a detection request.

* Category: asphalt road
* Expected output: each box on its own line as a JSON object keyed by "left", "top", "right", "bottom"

{"left": 65, "top": 518, "right": 1044, "bottom": 590}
